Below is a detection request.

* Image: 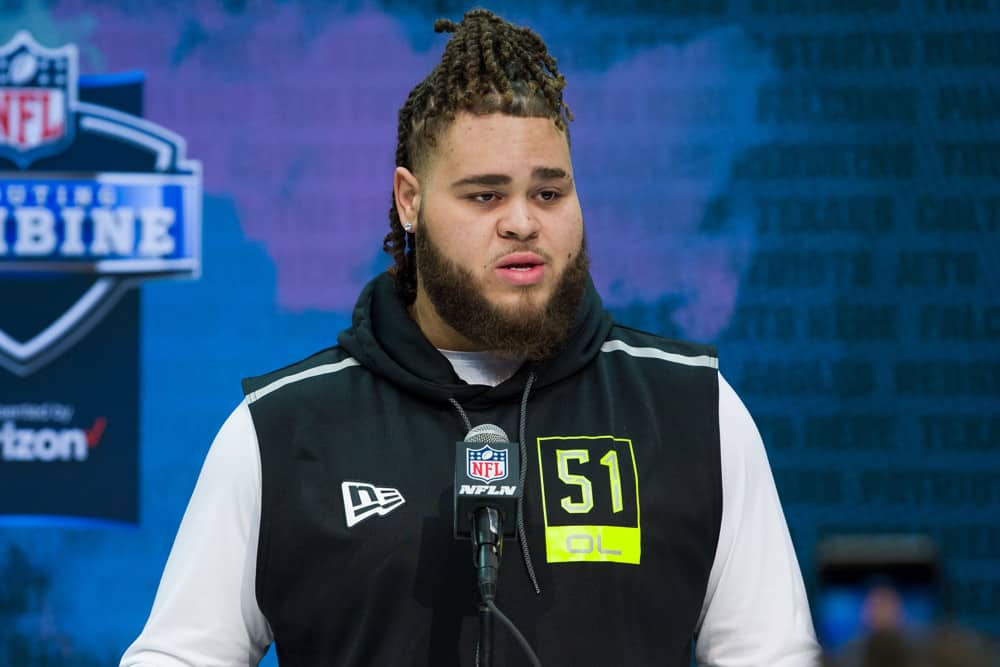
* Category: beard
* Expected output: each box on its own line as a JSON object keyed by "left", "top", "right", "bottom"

{"left": 414, "top": 215, "right": 590, "bottom": 361}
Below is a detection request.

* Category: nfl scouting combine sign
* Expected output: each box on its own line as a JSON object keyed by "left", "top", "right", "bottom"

{"left": 0, "top": 31, "right": 201, "bottom": 524}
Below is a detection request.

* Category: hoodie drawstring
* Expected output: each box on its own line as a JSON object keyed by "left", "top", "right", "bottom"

{"left": 449, "top": 397, "right": 473, "bottom": 433}
{"left": 447, "top": 371, "right": 542, "bottom": 596}
{"left": 516, "top": 372, "right": 540, "bottom": 594}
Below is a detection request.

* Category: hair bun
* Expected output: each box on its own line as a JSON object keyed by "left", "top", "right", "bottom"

{"left": 433, "top": 18, "right": 458, "bottom": 33}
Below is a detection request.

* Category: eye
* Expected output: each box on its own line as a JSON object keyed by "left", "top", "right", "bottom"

{"left": 469, "top": 192, "right": 499, "bottom": 204}
{"left": 537, "top": 190, "right": 562, "bottom": 202}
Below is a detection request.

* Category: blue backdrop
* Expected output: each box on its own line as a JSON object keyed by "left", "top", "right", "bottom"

{"left": 0, "top": 1, "right": 997, "bottom": 664}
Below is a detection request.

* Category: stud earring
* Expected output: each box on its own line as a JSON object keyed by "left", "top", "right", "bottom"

{"left": 403, "top": 221, "right": 413, "bottom": 232}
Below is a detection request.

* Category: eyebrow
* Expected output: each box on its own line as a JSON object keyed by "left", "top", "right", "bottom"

{"left": 532, "top": 166, "right": 570, "bottom": 181}
{"left": 451, "top": 173, "right": 511, "bottom": 188}
{"left": 450, "top": 167, "right": 571, "bottom": 189}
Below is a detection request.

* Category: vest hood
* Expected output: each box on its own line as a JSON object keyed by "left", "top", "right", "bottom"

{"left": 337, "top": 272, "right": 613, "bottom": 409}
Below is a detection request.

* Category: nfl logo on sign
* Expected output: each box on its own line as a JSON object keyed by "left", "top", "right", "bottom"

{"left": 467, "top": 445, "right": 508, "bottom": 483}
{"left": 0, "top": 31, "right": 76, "bottom": 168}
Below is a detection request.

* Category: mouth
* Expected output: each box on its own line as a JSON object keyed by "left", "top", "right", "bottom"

{"left": 495, "top": 252, "right": 546, "bottom": 286}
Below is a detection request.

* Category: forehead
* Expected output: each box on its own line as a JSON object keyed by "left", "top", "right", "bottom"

{"left": 427, "top": 112, "right": 572, "bottom": 183}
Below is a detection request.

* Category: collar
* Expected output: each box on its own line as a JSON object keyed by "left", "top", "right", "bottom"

{"left": 338, "top": 272, "right": 613, "bottom": 407}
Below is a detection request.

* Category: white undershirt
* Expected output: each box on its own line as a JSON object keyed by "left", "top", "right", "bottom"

{"left": 438, "top": 348, "right": 523, "bottom": 387}
{"left": 121, "top": 355, "right": 820, "bottom": 666}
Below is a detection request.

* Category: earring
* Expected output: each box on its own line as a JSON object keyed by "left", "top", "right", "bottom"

{"left": 403, "top": 221, "right": 413, "bottom": 232}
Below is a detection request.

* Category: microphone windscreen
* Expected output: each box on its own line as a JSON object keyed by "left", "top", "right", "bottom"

{"left": 455, "top": 424, "right": 521, "bottom": 538}
{"left": 464, "top": 424, "right": 510, "bottom": 444}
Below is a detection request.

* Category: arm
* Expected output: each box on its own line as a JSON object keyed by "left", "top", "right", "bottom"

{"left": 694, "top": 375, "right": 820, "bottom": 667}
{"left": 121, "top": 400, "right": 273, "bottom": 666}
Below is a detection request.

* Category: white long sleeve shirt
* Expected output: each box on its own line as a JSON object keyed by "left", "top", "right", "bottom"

{"left": 121, "top": 366, "right": 819, "bottom": 666}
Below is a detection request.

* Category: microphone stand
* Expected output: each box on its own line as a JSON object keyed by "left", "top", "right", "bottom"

{"left": 472, "top": 507, "right": 502, "bottom": 667}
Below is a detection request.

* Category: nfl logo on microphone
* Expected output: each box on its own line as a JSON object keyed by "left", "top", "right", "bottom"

{"left": 467, "top": 445, "right": 508, "bottom": 483}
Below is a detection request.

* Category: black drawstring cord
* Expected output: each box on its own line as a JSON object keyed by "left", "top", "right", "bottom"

{"left": 448, "top": 397, "right": 473, "bottom": 433}
{"left": 516, "top": 372, "right": 541, "bottom": 594}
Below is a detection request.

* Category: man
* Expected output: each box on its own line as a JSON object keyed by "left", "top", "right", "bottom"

{"left": 123, "top": 9, "right": 820, "bottom": 666}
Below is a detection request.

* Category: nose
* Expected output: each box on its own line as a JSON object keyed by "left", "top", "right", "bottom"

{"left": 497, "top": 198, "right": 540, "bottom": 241}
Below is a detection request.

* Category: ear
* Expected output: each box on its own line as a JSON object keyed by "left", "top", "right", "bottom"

{"left": 393, "top": 166, "right": 421, "bottom": 230}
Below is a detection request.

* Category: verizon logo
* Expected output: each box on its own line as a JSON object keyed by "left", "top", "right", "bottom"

{"left": 341, "top": 481, "right": 405, "bottom": 528}
{"left": 0, "top": 417, "right": 106, "bottom": 462}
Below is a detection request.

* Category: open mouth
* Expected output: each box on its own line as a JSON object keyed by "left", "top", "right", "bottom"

{"left": 496, "top": 253, "right": 546, "bottom": 285}
{"left": 497, "top": 252, "right": 544, "bottom": 270}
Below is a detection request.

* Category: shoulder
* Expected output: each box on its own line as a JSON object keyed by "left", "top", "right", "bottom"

{"left": 594, "top": 325, "right": 721, "bottom": 419}
{"left": 600, "top": 323, "right": 719, "bottom": 371}
{"left": 241, "top": 346, "right": 361, "bottom": 405}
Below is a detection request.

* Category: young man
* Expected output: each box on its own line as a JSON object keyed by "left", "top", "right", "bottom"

{"left": 123, "top": 10, "right": 820, "bottom": 666}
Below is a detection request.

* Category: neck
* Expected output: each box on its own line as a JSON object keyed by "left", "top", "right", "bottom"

{"left": 409, "top": 292, "right": 482, "bottom": 352}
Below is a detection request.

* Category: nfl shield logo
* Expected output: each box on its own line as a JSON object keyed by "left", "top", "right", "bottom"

{"left": 467, "top": 445, "right": 508, "bottom": 483}
{"left": 0, "top": 31, "right": 76, "bottom": 168}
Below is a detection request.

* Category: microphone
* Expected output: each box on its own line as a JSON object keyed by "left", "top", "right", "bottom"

{"left": 454, "top": 425, "right": 543, "bottom": 667}
{"left": 454, "top": 424, "right": 522, "bottom": 601}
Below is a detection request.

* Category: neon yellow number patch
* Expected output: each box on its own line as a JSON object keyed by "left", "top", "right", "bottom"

{"left": 537, "top": 435, "right": 641, "bottom": 565}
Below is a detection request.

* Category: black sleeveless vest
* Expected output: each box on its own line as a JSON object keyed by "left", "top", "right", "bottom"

{"left": 242, "top": 274, "right": 722, "bottom": 666}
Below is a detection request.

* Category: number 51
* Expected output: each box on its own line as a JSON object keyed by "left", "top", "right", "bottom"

{"left": 555, "top": 448, "right": 623, "bottom": 515}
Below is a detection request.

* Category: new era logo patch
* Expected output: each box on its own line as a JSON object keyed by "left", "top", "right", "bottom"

{"left": 341, "top": 481, "right": 405, "bottom": 528}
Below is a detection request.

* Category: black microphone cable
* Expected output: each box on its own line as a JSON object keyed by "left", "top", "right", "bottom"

{"left": 472, "top": 507, "right": 543, "bottom": 667}
{"left": 483, "top": 599, "right": 542, "bottom": 667}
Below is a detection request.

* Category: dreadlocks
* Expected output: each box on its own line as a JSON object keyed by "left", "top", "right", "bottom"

{"left": 383, "top": 8, "right": 573, "bottom": 304}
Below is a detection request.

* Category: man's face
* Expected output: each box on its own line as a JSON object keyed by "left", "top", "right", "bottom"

{"left": 408, "top": 112, "right": 588, "bottom": 358}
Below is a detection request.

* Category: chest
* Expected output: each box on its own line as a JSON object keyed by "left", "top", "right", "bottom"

{"left": 253, "top": 368, "right": 721, "bottom": 665}
{"left": 262, "top": 369, "right": 719, "bottom": 587}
